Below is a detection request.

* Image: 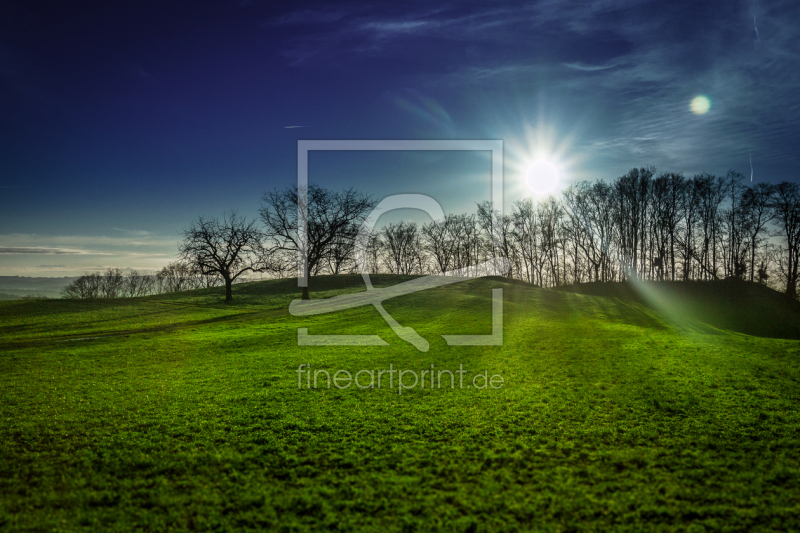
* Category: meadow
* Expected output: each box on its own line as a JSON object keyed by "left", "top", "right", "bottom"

{"left": 1, "top": 275, "right": 798, "bottom": 531}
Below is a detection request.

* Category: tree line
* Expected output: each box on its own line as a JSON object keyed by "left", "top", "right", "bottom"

{"left": 256, "top": 171, "right": 800, "bottom": 300}
{"left": 62, "top": 167, "right": 800, "bottom": 302}
{"left": 61, "top": 262, "right": 251, "bottom": 299}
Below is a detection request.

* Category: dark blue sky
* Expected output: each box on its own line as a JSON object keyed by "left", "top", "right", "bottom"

{"left": 1, "top": 0, "right": 798, "bottom": 275}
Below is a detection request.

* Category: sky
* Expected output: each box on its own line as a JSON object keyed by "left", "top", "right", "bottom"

{"left": 1, "top": 0, "right": 798, "bottom": 276}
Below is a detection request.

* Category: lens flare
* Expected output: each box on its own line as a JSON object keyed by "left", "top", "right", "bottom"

{"left": 690, "top": 95, "right": 711, "bottom": 115}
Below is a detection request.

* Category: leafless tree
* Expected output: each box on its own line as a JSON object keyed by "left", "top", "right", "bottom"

{"left": 63, "top": 163, "right": 800, "bottom": 299}
{"left": 62, "top": 272, "right": 102, "bottom": 299}
{"left": 476, "top": 201, "right": 515, "bottom": 278}
{"left": 125, "top": 270, "right": 151, "bottom": 297}
{"left": 99, "top": 268, "right": 125, "bottom": 298}
{"left": 259, "top": 185, "right": 374, "bottom": 299}
{"left": 179, "top": 212, "right": 267, "bottom": 302}
{"left": 723, "top": 171, "right": 748, "bottom": 279}
{"left": 421, "top": 217, "right": 456, "bottom": 275}
{"left": 740, "top": 183, "right": 776, "bottom": 282}
{"left": 157, "top": 262, "right": 195, "bottom": 294}
{"left": 380, "top": 221, "right": 422, "bottom": 275}
{"left": 324, "top": 222, "right": 360, "bottom": 275}
{"left": 774, "top": 182, "right": 800, "bottom": 299}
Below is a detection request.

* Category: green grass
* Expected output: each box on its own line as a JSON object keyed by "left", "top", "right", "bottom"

{"left": 1, "top": 275, "right": 799, "bottom": 531}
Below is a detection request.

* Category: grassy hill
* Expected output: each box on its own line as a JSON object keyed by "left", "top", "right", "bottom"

{"left": 560, "top": 279, "right": 800, "bottom": 340}
{"left": 1, "top": 275, "right": 799, "bottom": 531}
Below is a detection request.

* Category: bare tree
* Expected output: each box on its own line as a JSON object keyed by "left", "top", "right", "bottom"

{"left": 612, "top": 167, "right": 655, "bottom": 279}
{"left": 380, "top": 221, "right": 422, "bottom": 275}
{"left": 511, "top": 198, "right": 542, "bottom": 284}
{"left": 562, "top": 182, "right": 615, "bottom": 282}
{"left": 62, "top": 162, "right": 800, "bottom": 298}
{"left": 259, "top": 185, "right": 374, "bottom": 299}
{"left": 476, "top": 201, "right": 515, "bottom": 278}
{"left": 100, "top": 268, "right": 126, "bottom": 298}
{"left": 774, "top": 182, "right": 800, "bottom": 299}
{"left": 724, "top": 170, "right": 748, "bottom": 279}
{"left": 125, "top": 270, "right": 151, "bottom": 297}
{"left": 179, "top": 212, "right": 267, "bottom": 302}
{"left": 62, "top": 272, "right": 102, "bottom": 299}
{"left": 157, "top": 262, "right": 195, "bottom": 294}
{"left": 324, "top": 222, "right": 359, "bottom": 275}
{"left": 740, "top": 183, "right": 776, "bottom": 282}
{"left": 421, "top": 216, "right": 456, "bottom": 275}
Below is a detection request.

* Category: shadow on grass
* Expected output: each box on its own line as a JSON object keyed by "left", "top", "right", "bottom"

{"left": 560, "top": 279, "right": 800, "bottom": 340}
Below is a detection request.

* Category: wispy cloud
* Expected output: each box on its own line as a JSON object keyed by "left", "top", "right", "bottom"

{"left": 273, "top": 4, "right": 535, "bottom": 65}
{"left": 111, "top": 228, "right": 151, "bottom": 237}
{"left": 266, "top": 8, "right": 348, "bottom": 26}
{"left": 0, "top": 233, "right": 176, "bottom": 248}
{"left": 363, "top": 0, "right": 800, "bottom": 180}
{"left": 0, "top": 247, "right": 110, "bottom": 255}
{"left": 360, "top": 20, "right": 438, "bottom": 35}
{"left": 563, "top": 62, "right": 616, "bottom": 71}
{"left": 0, "top": 233, "right": 177, "bottom": 276}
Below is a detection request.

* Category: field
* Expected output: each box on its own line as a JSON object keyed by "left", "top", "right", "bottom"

{"left": 1, "top": 275, "right": 799, "bottom": 531}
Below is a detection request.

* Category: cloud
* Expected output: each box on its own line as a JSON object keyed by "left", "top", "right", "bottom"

{"left": 111, "top": 228, "right": 151, "bottom": 237}
{"left": 267, "top": 8, "right": 347, "bottom": 26}
{"left": 360, "top": 20, "right": 437, "bottom": 35}
{"left": 380, "top": 88, "right": 456, "bottom": 136}
{"left": 571, "top": 0, "right": 800, "bottom": 175}
{"left": 0, "top": 231, "right": 178, "bottom": 276}
{"left": 563, "top": 62, "right": 617, "bottom": 71}
{"left": 273, "top": 4, "right": 535, "bottom": 65}
{"left": 373, "top": 0, "right": 800, "bottom": 181}
{"left": 0, "top": 233, "right": 176, "bottom": 248}
{"left": 0, "top": 247, "right": 104, "bottom": 255}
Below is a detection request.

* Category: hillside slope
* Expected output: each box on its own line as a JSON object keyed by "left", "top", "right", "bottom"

{"left": 560, "top": 279, "right": 800, "bottom": 340}
{"left": 1, "top": 275, "right": 799, "bottom": 531}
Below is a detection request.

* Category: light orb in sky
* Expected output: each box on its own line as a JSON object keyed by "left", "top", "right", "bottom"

{"left": 690, "top": 95, "right": 711, "bottom": 115}
{"left": 524, "top": 158, "right": 561, "bottom": 194}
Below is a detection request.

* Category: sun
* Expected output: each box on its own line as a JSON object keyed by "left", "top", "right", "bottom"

{"left": 524, "top": 158, "right": 562, "bottom": 194}
{"left": 502, "top": 116, "right": 577, "bottom": 200}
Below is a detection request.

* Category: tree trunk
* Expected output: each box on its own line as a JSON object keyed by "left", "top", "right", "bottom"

{"left": 225, "top": 278, "right": 233, "bottom": 302}
{"left": 302, "top": 258, "right": 311, "bottom": 300}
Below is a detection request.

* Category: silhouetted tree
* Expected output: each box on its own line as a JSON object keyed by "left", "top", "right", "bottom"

{"left": 179, "top": 212, "right": 267, "bottom": 302}
{"left": 259, "top": 185, "right": 374, "bottom": 299}
{"left": 741, "top": 183, "right": 776, "bottom": 282}
{"left": 62, "top": 272, "right": 102, "bottom": 299}
{"left": 380, "top": 221, "right": 422, "bottom": 275}
{"left": 421, "top": 217, "right": 455, "bottom": 275}
{"left": 323, "top": 222, "right": 359, "bottom": 275}
{"left": 724, "top": 171, "right": 748, "bottom": 279}
{"left": 157, "top": 261, "right": 195, "bottom": 294}
{"left": 100, "top": 268, "right": 125, "bottom": 298}
{"left": 774, "top": 182, "right": 800, "bottom": 299}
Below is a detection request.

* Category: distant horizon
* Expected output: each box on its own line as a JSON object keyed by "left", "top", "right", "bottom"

{"left": 0, "top": 158, "right": 787, "bottom": 277}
